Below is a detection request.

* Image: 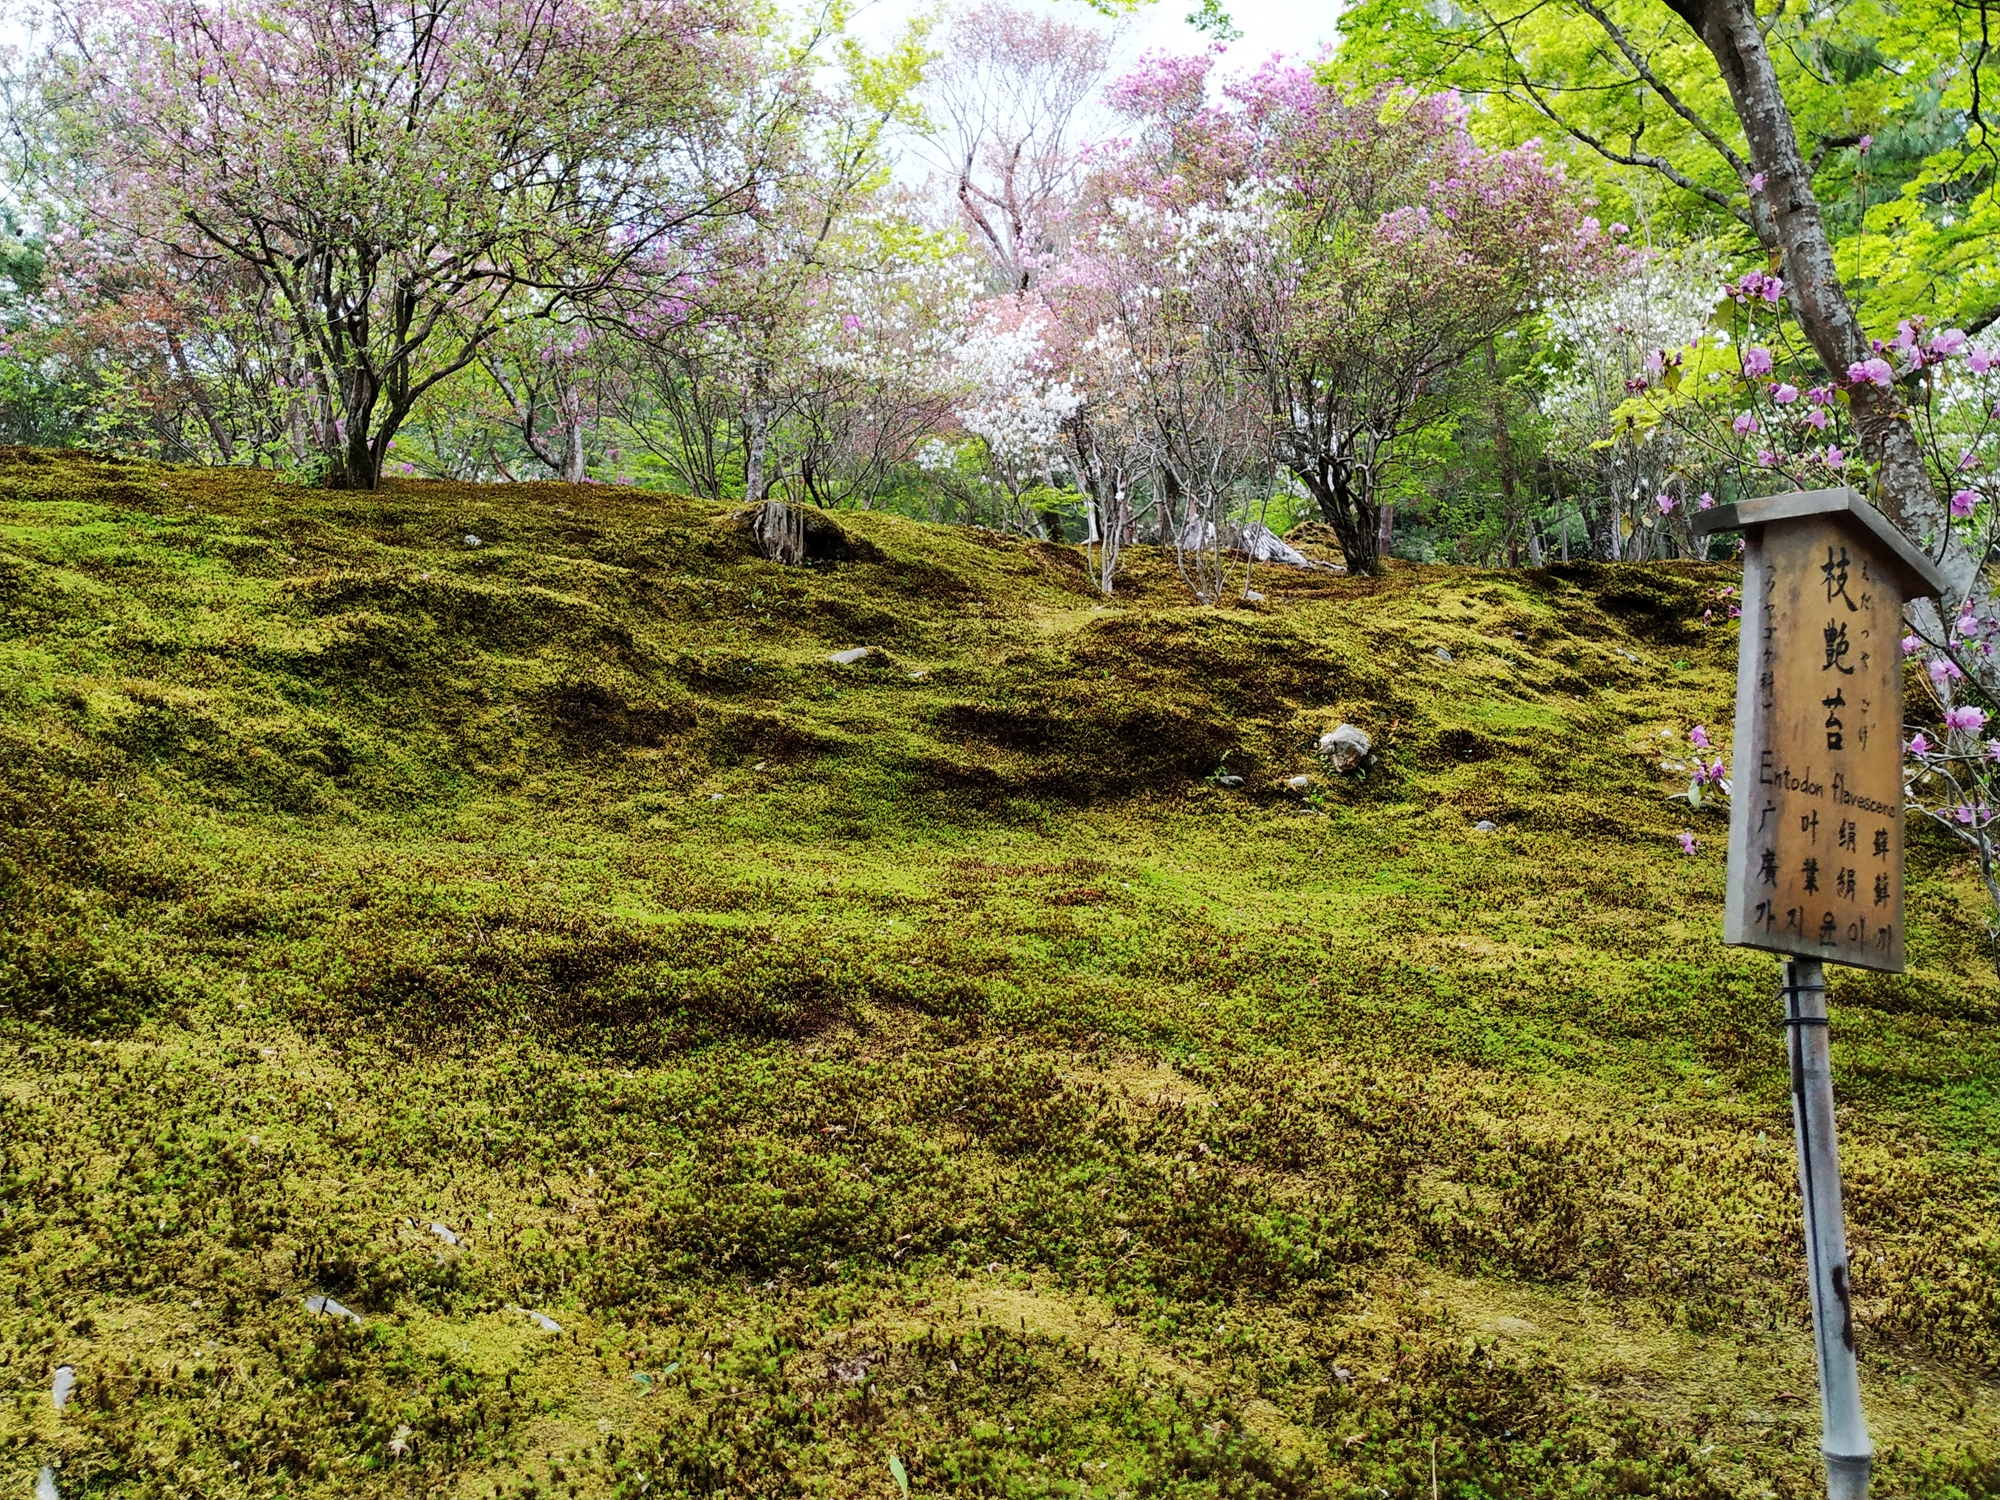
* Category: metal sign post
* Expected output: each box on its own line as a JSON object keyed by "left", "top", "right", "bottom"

{"left": 1693, "top": 490, "right": 1947, "bottom": 1500}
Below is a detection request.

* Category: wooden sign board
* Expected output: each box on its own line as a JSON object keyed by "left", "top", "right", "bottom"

{"left": 1693, "top": 489, "right": 1947, "bottom": 973}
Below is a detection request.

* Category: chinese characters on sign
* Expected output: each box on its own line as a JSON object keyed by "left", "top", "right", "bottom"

{"left": 1705, "top": 491, "right": 1944, "bottom": 974}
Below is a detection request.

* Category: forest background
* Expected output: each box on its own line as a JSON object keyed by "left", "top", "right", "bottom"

{"left": 0, "top": 0, "right": 1996, "bottom": 582}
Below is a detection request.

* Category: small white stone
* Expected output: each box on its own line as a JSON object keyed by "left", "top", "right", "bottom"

{"left": 1474, "top": 820, "right": 1498, "bottom": 833}
{"left": 305, "top": 1295, "right": 362, "bottom": 1325}
{"left": 829, "top": 647, "right": 871, "bottom": 665}
{"left": 1318, "top": 724, "right": 1372, "bottom": 771}
{"left": 1285, "top": 775, "right": 1310, "bottom": 791}
{"left": 428, "top": 1222, "right": 459, "bottom": 1247}
{"left": 464, "top": 534, "right": 483, "bottom": 548}
{"left": 52, "top": 1365, "right": 75, "bottom": 1411}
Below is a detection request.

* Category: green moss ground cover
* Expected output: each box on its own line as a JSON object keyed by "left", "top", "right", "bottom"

{"left": 0, "top": 449, "right": 1995, "bottom": 1498}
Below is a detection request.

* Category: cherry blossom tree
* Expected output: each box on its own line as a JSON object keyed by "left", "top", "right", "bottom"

{"left": 31, "top": 0, "right": 762, "bottom": 489}
{"left": 916, "top": 0, "right": 1112, "bottom": 292}
{"left": 1098, "top": 56, "right": 1601, "bottom": 573}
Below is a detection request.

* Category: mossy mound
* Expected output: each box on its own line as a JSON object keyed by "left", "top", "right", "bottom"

{"left": 0, "top": 451, "right": 1995, "bottom": 1498}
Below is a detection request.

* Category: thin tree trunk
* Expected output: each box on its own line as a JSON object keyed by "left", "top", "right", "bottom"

{"left": 1667, "top": 0, "right": 1973, "bottom": 602}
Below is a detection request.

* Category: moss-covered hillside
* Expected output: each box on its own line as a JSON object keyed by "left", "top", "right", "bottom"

{"left": 1, "top": 449, "right": 1995, "bottom": 1499}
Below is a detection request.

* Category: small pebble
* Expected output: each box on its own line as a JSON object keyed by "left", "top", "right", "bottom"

{"left": 1474, "top": 820, "right": 1498, "bottom": 833}
{"left": 428, "top": 1222, "right": 458, "bottom": 1247}
{"left": 1285, "top": 775, "right": 1310, "bottom": 791}
{"left": 464, "top": 534, "right": 483, "bottom": 548}
{"left": 52, "top": 1365, "right": 74, "bottom": 1410}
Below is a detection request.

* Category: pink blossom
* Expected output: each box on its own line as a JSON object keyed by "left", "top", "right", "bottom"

{"left": 1690, "top": 724, "right": 1710, "bottom": 750}
{"left": 1931, "top": 328, "right": 1969, "bottom": 357}
{"left": 1728, "top": 604, "right": 1741, "bottom": 619}
{"left": 1859, "top": 134, "right": 1874, "bottom": 152}
{"left": 1656, "top": 492, "right": 1675, "bottom": 515}
{"left": 1748, "top": 173, "right": 1766, "bottom": 192}
{"left": 1717, "top": 585, "right": 1736, "bottom": 597}
{"left": 1698, "top": 491, "right": 1715, "bottom": 510}
{"left": 1946, "top": 705, "right": 1989, "bottom": 733}
{"left": 1807, "top": 385, "right": 1836, "bottom": 406}
{"left": 1988, "top": 739, "right": 2000, "bottom": 761}
{"left": 1732, "top": 411, "right": 1759, "bottom": 435}
{"left": 1908, "top": 732, "right": 1931, "bottom": 755}
{"left": 1743, "top": 347, "right": 1774, "bottom": 376}
{"left": 1930, "top": 656, "right": 1964, "bottom": 685}
{"left": 1772, "top": 383, "right": 1800, "bottom": 404}
{"left": 1971, "top": 351, "right": 1996, "bottom": 374}
{"left": 1826, "top": 446, "right": 1845, "bottom": 467}
{"left": 1756, "top": 449, "right": 1777, "bottom": 467}
{"left": 1902, "top": 634, "right": 1922, "bottom": 655}
{"left": 1847, "top": 357, "right": 1894, "bottom": 388}
{"left": 1677, "top": 830, "right": 1698, "bottom": 855}
{"left": 1609, "top": 222, "right": 1629, "bottom": 235}
{"left": 1805, "top": 409, "right": 1830, "bottom": 430}
{"left": 1951, "top": 488, "right": 1979, "bottom": 518}
{"left": 1957, "top": 805, "right": 1979, "bottom": 824}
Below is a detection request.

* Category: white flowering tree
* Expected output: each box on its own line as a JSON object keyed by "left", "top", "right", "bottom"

{"left": 1539, "top": 241, "right": 1728, "bottom": 558}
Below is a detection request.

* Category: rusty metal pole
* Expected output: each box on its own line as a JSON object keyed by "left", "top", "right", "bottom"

{"left": 1783, "top": 957, "right": 1871, "bottom": 1499}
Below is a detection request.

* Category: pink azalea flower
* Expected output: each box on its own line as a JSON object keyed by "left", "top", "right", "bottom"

{"left": 1946, "top": 704, "right": 1989, "bottom": 733}
{"left": 1743, "top": 347, "right": 1774, "bottom": 376}
{"left": 1902, "top": 634, "right": 1922, "bottom": 655}
{"left": 1956, "top": 805, "right": 1978, "bottom": 824}
{"left": 1826, "top": 446, "right": 1845, "bottom": 467}
{"left": 1805, "top": 409, "right": 1830, "bottom": 430}
{"left": 1772, "top": 383, "right": 1800, "bottom": 404}
{"left": 1690, "top": 725, "right": 1710, "bottom": 750}
{"left": 1727, "top": 604, "right": 1741, "bottom": 619}
{"left": 1808, "top": 385, "right": 1836, "bottom": 406}
{"left": 1748, "top": 173, "right": 1766, "bottom": 192}
{"left": 1609, "top": 221, "right": 1629, "bottom": 235}
{"left": 1971, "top": 351, "right": 1996, "bottom": 374}
{"left": 1657, "top": 492, "right": 1675, "bottom": 515}
{"left": 1907, "top": 732, "right": 1931, "bottom": 755}
{"left": 1930, "top": 656, "right": 1964, "bottom": 684}
{"left": 1699, "top": 491, "right": 1716, "bottom": 509}
{"left": 1732, "top": 411, "right": 1760, "bottom": 435}
{"left": 1952, "top": 488, "right": 1979, "bottom": 518}
{"left": 1931, "top": 328, "right": 1969, "bottom": 356}
{"left": 1677, "top": 830, "right": 1698, "bottom": 855}
{"left": 1858, "top": 134, "right": 1873, "bottom": 152}
{"left": 1987, "top": 739, "right": 2000, "bottom": 761}
{"left": 1847, "top": 357, "right": 1894, "bottom": 387}
{"left": 1756, "top": 449, "right": 1777, "bottom": 467}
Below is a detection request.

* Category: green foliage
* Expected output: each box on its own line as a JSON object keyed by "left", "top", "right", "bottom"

{"left": 0, "top": 451, "right": 1996, "bottom": 1495}
{"left": 1325, "top": 0, "right": 2000, "bottom": 337}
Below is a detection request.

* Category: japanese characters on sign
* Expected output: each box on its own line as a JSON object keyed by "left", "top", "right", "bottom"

{"left": 1702, "top": 490, "right": 1946, "bottom": 974}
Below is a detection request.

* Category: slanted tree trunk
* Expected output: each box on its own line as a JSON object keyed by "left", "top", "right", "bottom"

{"left": 1665, "top": 0, "right": 1974, "bottom": 604}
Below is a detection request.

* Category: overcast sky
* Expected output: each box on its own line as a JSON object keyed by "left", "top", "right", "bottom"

{"left": 844, "top": 0, "right": 1341, "bottom": 88}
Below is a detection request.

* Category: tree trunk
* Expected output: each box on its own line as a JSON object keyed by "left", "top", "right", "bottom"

{"left": 744, "top": 383, "right": 771, "bottom": 505}
{"left": 1666, "top": 0, "right": 1972, "bottom": 601}
{"left": 1297, "top": 455, "right": 1380, "bottom": 576}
